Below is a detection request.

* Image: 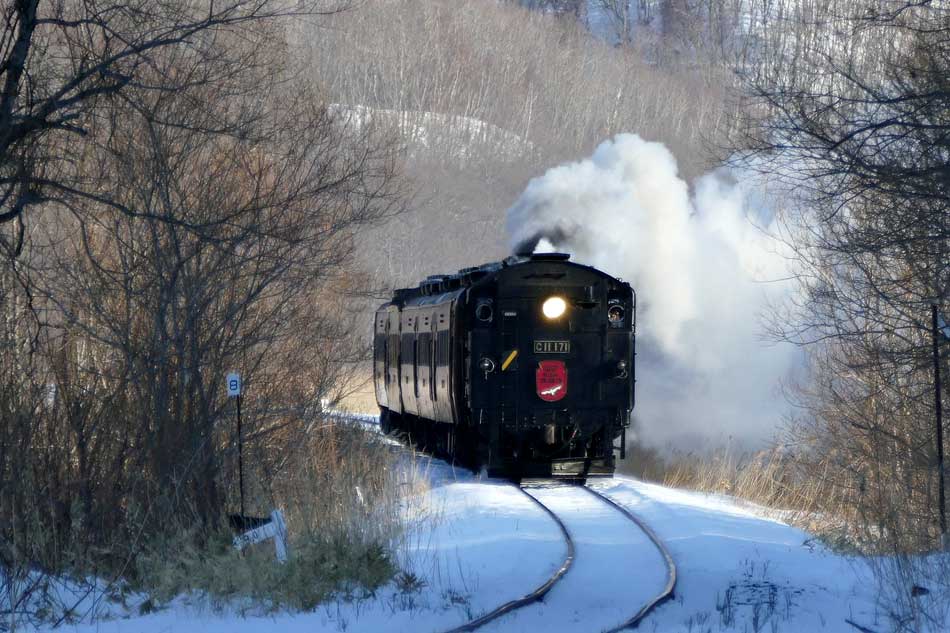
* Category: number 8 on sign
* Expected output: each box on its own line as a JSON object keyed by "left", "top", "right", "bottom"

{"left": 227, "top": 372, "right": 242, "bottom": 397}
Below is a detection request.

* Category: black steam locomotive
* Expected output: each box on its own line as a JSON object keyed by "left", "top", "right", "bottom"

{"left": 373, "top": 253, "right": 636, "bottom": 479}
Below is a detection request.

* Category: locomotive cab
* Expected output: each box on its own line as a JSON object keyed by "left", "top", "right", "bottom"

{"left": 374, "top": 253, "right": 636, "bottom": 480}
{"left": 466, "top": 253, "right": 635, "bottom": 478}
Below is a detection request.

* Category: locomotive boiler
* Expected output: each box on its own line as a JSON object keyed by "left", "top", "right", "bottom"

{"left": 373, "top": 252, "right": 635, "bottom": 479}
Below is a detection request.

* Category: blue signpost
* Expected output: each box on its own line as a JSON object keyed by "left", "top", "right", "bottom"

{"left": 932, "top": 306, "right": 948, "bottom": 550}
{"left": 227, "top": 372, "right": 244, "bottom": 518}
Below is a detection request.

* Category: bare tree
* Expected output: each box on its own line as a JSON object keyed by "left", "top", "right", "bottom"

{"left": 727, "top": 0, "right": 950, "bottom": 564}
{"left": 516, "top": 0, "right": 586, "bottom": 18}
{"left": 0, "top": 0, "right": 344, "bottom": 239}
{"left": 0, "top": 5, "right": 405, "bottom": 595}
{"left": 732, "top": 0, "right": 950, "bottom": 355}
{"left": 590, "top": 0, "right": 658, "bottom": 45}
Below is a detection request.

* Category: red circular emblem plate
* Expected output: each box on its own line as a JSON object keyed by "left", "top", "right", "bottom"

{"left": 536, "top": 360, "right": 567, "bottom": 402}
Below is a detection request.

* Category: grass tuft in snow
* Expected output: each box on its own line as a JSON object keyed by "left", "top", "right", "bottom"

{"left": 135, "top": 528, "right": 394, "bottom": 613}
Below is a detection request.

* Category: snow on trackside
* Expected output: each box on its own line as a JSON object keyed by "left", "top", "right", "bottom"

{"left": 596, "top": 476, "right": 881, "bottom": 632}
{"left": 45, "top": 460, "right": 888, "bottom": 633}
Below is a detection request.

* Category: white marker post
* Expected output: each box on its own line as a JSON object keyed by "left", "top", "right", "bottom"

{"left": 227, "top": 372, "right": 245, "bottom": 517}
{"left": 232, "top": 510, "right": 289, "bottom": 563}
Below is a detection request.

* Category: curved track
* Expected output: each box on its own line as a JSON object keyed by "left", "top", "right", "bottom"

{"left": 440, "top": 486, "right": 575, "bottom": 633}
{"left": 439, "top": 482, "right": 677, "bottom": 633}
{"left": 332, "top": 411, "right": 675, "bottom": 631}
{"left": 582, "top": 485, "right": 677, "bottom": 632}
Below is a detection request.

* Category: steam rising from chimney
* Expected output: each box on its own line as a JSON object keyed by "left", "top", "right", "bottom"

{"left": 507, "top": 134, "right": 799, "bottom": 449}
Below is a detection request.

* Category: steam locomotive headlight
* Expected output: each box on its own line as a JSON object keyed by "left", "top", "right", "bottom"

{"left": 541, "top": 296, "right": 567, "bottom": 320}
{"left": 607, "top": 305, "right": 625, "bottom": 323}
{"left": 479, "top": 357, "right": 496, "bottom": 373}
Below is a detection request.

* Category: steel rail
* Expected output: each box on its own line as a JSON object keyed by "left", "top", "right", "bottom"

{"left": 439, "top": 484, "right": 576, "bottom": 633}
{"left": 582, "top": 486, "right": 677, "bottom": 632}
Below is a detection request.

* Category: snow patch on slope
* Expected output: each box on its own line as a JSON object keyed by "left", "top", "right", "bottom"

{"left": 330, "top": 105, "right": 533, "bottom": 162}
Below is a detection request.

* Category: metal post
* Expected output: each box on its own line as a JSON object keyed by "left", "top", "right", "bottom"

{"left": 237, "top": 393, "right": 245, "bottom": 518}
{"left": 931, "top": 305, "right": 946, "bottom": 548}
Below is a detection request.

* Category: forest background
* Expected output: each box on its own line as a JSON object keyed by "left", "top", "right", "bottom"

{"left": 1, "top": 0, "right": 948, "bottom": 628}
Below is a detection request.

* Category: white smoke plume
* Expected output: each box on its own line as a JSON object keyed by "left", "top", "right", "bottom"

{"left": 507, "top": 134, "right": 800, "bottom": 450}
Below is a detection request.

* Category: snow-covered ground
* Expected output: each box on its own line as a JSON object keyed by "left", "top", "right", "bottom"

{"left": 592, "top": 478, "right": 879, "bottom": 632}
{"left": 38, "top": 451, "right": 900, "bottom": 633}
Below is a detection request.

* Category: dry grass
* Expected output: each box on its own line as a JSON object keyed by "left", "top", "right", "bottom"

{"left": 134, "top": 416, "right": 427, "bottom": 612}
{"left": 0, "top": 415, "right": 428, "bottom": 627}
{"left": 639, "top": 447, "right": 856, "bottom": 549}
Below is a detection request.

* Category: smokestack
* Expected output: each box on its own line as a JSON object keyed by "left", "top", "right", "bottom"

{"left": 513, "top": 234, "right": 543, "bottom": 257}
{"left": 513, "top": 227, "right": 571, "bottom": 256}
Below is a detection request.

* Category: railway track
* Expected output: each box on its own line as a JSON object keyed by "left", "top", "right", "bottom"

{"left": 440, "top": 486, "right": 575, "bottom": 633}
{"left": 325, "top": 412, "right": 677, "bottom": 631}
{"left": 440, "top": 482, "right": 677, "bottom": 633}
{"left": 582, "top": 485, "right": 677, "bottom": 632}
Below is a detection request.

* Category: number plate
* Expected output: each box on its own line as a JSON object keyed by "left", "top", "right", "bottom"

{"left": 534, "top": 340, "right": 571, "bottom": 354}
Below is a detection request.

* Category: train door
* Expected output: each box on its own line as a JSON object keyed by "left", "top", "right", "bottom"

{"left": 386, "top": 309, "right": 402, "bottom": 413}
{"left": 401, "top": 310, "right": 418, "bottom": 415}
{"left": 428, "top": 309, "right": 438, "bottom": 419}
{"left": 435, "top": 299, "right": 457, "bottom": 425}
{"left": 374, "top": 311, "right": 388, "bottom": 409}
{"left": 417, "top": 309, "right": 435, "bottom": 421}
